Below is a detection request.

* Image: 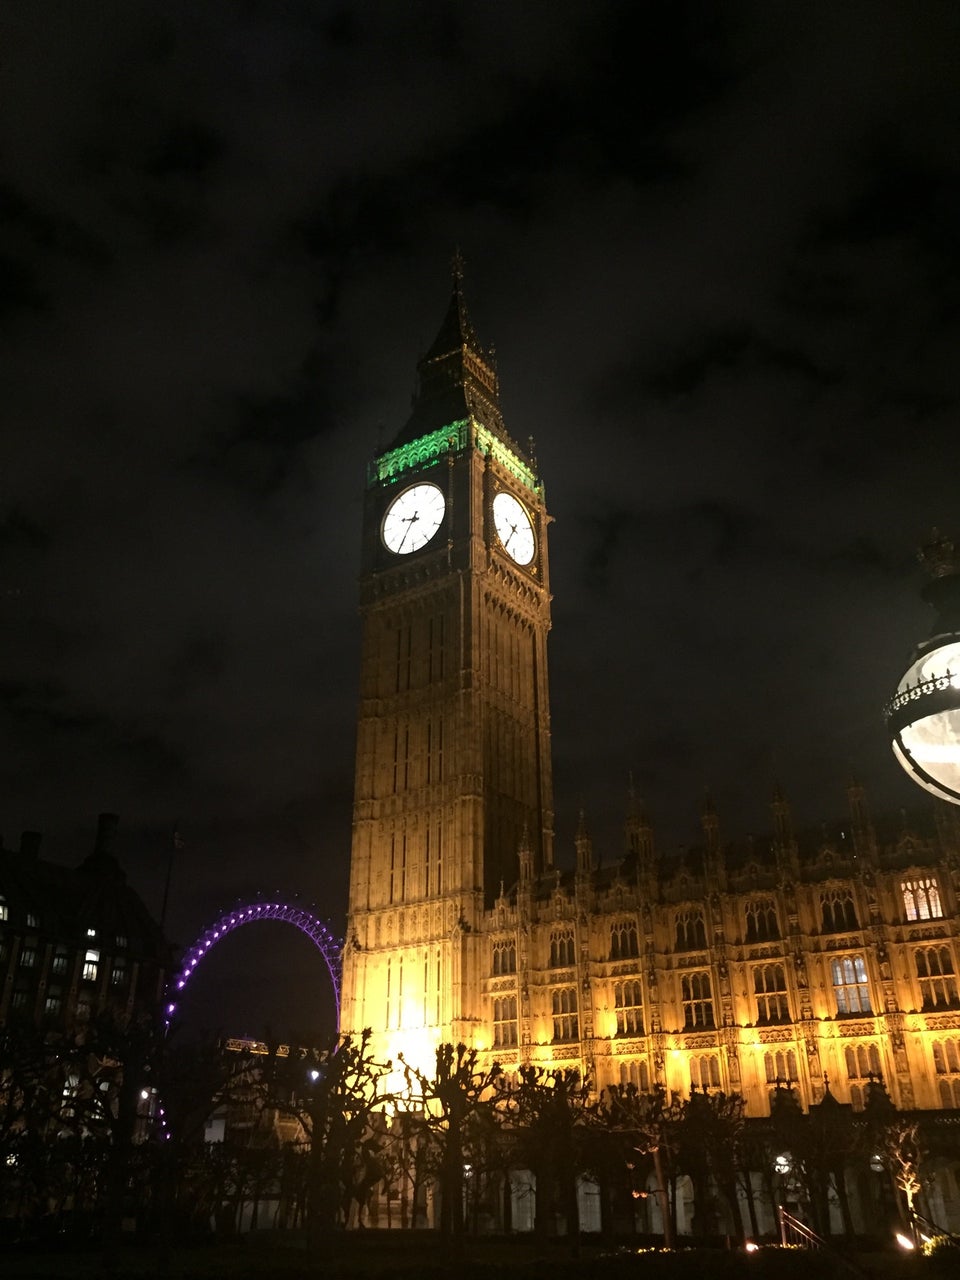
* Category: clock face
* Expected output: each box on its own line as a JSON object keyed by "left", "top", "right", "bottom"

{"left": 381, "top": 482, "right": 446, "bottom": 555}
{"left": 492, "top": 491, "right": 535, "bottom": 566}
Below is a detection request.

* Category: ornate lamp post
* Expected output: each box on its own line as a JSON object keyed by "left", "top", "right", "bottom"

{"left": 886, "top": 531, "right": 960, "bottom": 804}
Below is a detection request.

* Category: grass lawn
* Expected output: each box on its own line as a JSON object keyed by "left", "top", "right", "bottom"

{"left": 0, "top": 1233, "right": 942, "bottom": 1280}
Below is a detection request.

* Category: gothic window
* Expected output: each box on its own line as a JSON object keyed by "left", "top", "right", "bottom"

{"left": 845, "top": 1043, "right": 882, "bottom": 1080}
{"left": 915, "top": 946, "right": 959, "bottom": 1010}
{"left": 111, "top": 958, "right": 128, "bottom": 988}
{"left": 764, "top": 1049, "right": 798, "bottom": 1084}
{"left": 675, "top": 910, "right": 707, "bottom": 952}
{"left": 614, "top": 979, "right": 644, "bottom": 1036}
{"left": 754, "top": 964, "right": 790, "bottom": 1024}
{"left": 902, "top": 877, "right": 943, "bottom": 922}
{"left": 681, "top": 972, "right": 714, "bottom": 1030}
{"left": 493, "top": 995, "right": 518, "bottom": 1048}
{"left": 51, "top": 948, "right": 69, "bottom": 976}
{"left": 492, "top": 939, "right": 517, "bottom": 976}
{"left": 831, "top": 956, "right": 871, "bottom": 1015}
{"left": 690, "top": 1054, "right": 721, "bottom": 1090}
{"left": 550, "top": 931, "right": 576, "bottom": 969}
{"left": 820, "top": 890, "right": 858, "bottom": 932}
{"left": 619, "top": 1059, "right": 650, "bottom": 1091}
{"left": 44, "top": 991, "right": 62, "bottom": 1016}
{"left": 845, "top": 1042, "right": 882, "bottom": 1110}
{"left": 932, "top": 1037, "right": 960, "bottom": 1105}
{"left": 610, "top": 920, "right": 639, "bottom": 960}
{"left": 26, "top": 912, "right": 39, "bottom": 929}
{"left": 18, "top": 948, "right": 37, "bottom": 969}
{"left": 551, "top": 987, "right": 579, "bottom": 1042}
{"left": 744, "top": 898, "right": 779, "bottom": 942}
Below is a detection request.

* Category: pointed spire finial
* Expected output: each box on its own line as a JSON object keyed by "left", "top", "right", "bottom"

{"left": 451, "top": 246, "right": 465, "bottom": 285}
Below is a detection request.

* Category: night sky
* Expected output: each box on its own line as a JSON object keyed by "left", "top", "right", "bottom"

{"left": 3, "top": 2, "right": 958, "bottom": 1041}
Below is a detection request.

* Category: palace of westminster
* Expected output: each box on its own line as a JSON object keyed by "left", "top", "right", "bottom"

{"left": 338, "top": 266, "right": 960, "bottom": 1130}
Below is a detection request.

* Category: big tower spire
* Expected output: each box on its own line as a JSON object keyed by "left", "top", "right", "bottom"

{"left": 392, "top": 254, "right": 508, "bottom": 447}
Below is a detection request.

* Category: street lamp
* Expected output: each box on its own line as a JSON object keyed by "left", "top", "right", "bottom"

{"left": 886, "top": 531, "right": 960, "bottom": 804}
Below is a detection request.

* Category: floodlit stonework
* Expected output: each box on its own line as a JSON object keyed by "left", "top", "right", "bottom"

{"left": 340, "top": 269, "right": 960, "bottom": 1139}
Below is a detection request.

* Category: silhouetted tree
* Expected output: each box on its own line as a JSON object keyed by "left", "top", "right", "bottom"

{"left": 400, "top": 1043, "right": 502, "bottom": 1237}
{"left": 512, "top": 1065, "right": 594, "bottom": 1253}
{"left": 271, "top": 1029, "right": 392, "bottom": 1242}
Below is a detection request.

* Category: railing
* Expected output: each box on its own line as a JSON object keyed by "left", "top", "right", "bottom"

{"left": 914, "top": 1209, "right": 960, "bottom": 1246}
{"left": 885, "top": 667, "right": 960, "bottom": 728}
{"left": 777, "top": 1207, "right": 870, "bottom": 1279}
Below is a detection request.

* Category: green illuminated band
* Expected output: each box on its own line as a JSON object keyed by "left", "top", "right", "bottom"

{"left": 372, "top": 418, "right": 539, "bottom": 494}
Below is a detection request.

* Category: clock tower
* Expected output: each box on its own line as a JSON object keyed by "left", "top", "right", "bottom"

{"left": 340, "top": 263, "right": 554, "bottom": 1069}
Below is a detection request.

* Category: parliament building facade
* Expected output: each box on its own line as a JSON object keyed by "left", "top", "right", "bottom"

{"left": 339, "top": 271, "right": 960, "bottom": 1157}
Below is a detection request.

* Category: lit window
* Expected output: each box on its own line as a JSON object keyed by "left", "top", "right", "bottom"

{"left": 492, "top": 939, "right": 516, "bottom": 976}
{"left": 51, "top": 949, "right": 69, "bottom": 976}
{"left": 86, "top": 927, "right": 97, "bottom": 938}
{"left": 61, "top": 1073, "right": 79, "bottom": 1117}
{"left": 831, "top": 956, "right": 871, "bottom": 1014}
{"left": 675, "top": 910, "right": 707, "bottom": 951}
{"left": 902, "top": 877, "right": 943, "bottom": 922}
{"left": 614, "top": 979, "right": 643, "bottom": 1036}
{"left": 915, "top": 946, "right": 959, "bottom": 1010}
{"left": 82, "top": 949, "right": 99, "bottom": 982}
{"left": 551, "top": 987, "right": 578, "bottom": 1042}
{"left": 111, "top": 958, "right": 128, "bottom": 987}
{"left": 19, "top": 948, "right": 37, "bottom": 969}
{"left": 820, "top": 890, "right": 858, "bottom": 932}
{"left": 115, "top": 934, "right": 128, "bottom": 950}
{"left": 690, "top": 1054, "right": 721, "bottom": 1090}
{"left": 44, "top": 993, "right": 62, "bottom": 1016}
{"left": 10, "top": 991, "right": 28, "bottom": 1010}
{"left": 26, "top": 912, "right": 39, "bottom": 929}
{"left": 764, "top": 1049, "right": 798, "bottom": 1084}
{"left": 681, "top": 972, "right": 714, "bottom": 1029}
{"left": 0, "top": 897, "right": 7, "bottom": 922}
{"left": 493, "top": 995, "right": 518, "bottom": 1047}
{"left": 549, "top": 932, "right": 575, "bottom": 969}
{"left": 610, "top": 920, "right": 639, "bottom": 960}
{"left": 744, "top": 899, "right": 779, "bottom": 942}
{"left": 754, "top": 964, "right": 790, "bottom": 1024}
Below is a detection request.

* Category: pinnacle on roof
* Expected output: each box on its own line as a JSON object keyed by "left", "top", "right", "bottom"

{"left": 389, "top": 254, "right": 507, "bottom": 450}
{"left": 420, "top": 249, "right": 483, "bottom": 362}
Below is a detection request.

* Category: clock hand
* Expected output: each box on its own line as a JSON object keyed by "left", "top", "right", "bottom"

{"left": 397, "top": 511, "right": 419, "bottom": 551}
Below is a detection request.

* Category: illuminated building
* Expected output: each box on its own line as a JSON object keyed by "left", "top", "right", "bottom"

{"left": 340, "top": 270, "right": 960, "bottom": 1140}
{"left": 0, "top": 813, "right": 168, "bottom": 1031}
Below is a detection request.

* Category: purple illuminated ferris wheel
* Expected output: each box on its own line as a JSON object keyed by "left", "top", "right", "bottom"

{"left": 165, "top": 901, "right": 342, "bottom": 1028}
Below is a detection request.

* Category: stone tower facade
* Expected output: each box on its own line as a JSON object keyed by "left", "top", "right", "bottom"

{"left": 340, "top": 265, "right": 554, "bottom": 1070}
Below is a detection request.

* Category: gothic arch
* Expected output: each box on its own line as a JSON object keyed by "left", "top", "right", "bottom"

{"left": 166, "top": 901, "right": 342, "bottom": 1026}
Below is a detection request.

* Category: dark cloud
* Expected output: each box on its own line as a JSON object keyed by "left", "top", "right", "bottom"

{"left": 1, "top": 0, "right": 958, "bottom": 1035}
